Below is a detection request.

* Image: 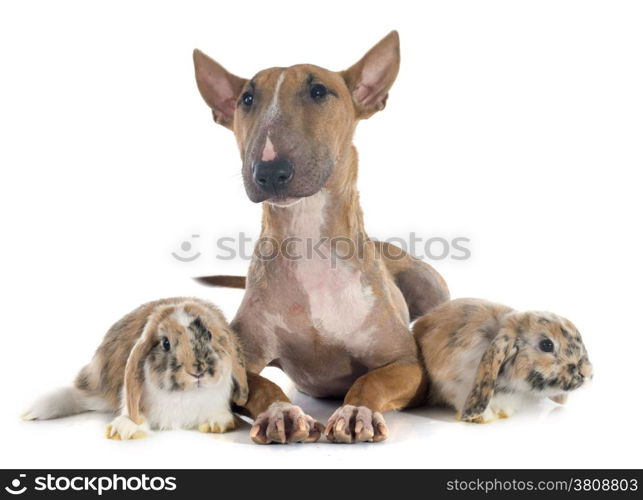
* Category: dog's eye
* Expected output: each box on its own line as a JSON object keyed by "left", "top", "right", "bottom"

{"left": 539, "top": 339, "right": 554, "bottom": 353}
{"left": 242, "top": 92, "right": 254, "bottom": 107}
{"left": 162, "top": 337, "right": 171, "bottom": 352}
{"left": 310, "top": 84, "right": 328, "bottom": 100}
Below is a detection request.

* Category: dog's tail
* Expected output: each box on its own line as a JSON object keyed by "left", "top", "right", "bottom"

{"left": 194, "top": 275, "right": 247, "bottom": 289}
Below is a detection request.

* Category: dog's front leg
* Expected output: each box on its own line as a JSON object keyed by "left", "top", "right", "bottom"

{"left": 239, "top": 372, "right": 323, "bottom": 444}
{"left": 325, "top": 360, "right": 427, "bottom": 443}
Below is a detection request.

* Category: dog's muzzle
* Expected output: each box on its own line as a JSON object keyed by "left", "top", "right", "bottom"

{"left": 252, "top": 158, "right": 294, "bottom": 195}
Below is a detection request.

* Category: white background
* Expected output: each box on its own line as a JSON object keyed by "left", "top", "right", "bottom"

{"left": 1, "top": 0, "right": 642, "bottom": 469}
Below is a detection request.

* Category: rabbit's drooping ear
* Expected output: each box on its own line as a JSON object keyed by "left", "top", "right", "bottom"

{"left": 123, "top": 339, "right": 152, "bottom": 425}
{"left": 224, "top": 329, "right": 249, "bottom": 406}
{"left": 460, "top": 327, "right": 518, "bottom": 422}
{"left": 123, "top": 306, "right": 173, "bottom": 424}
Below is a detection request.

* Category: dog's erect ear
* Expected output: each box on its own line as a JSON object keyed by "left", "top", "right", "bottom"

{"left": 193, "top": 49, "right": 247, "bottom": 129}
{"left": 342, "top": 30, "right": 401, "bottom": 119}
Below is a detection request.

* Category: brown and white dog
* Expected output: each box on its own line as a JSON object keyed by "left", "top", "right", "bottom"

{"left": 193, "top": 31, "right": 450, "bottom": 443}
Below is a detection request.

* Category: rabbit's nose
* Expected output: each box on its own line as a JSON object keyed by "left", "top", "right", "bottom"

{"left": 566, "top": 363, "right": 578, "bottom": 374}
{"left": 188, "top": 370, "right": 205, "bottom": 379}
{"left": 580, "top": 362, "right": 593, "bottom": 379}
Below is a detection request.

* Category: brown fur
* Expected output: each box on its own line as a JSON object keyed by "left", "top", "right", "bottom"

{"left": 414, "top": 298, "right": 593, "bottom": 423}
{"left": 75, "top": 297, "right": 248, "bottom": 422}
{"left": 198, "top": 242, "right": 448, "bottom": 322}
{"left": 193, "top": 31, "right": 450, "bottom": 443}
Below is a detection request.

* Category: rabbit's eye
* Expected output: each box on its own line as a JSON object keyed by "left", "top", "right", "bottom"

{"left": 241, "top": 91, "right": 254, "bottom": 107}
{"left": 539, "top": 338, "right": 554, "bottom": 353}
{"left": 207, "top": 331, "right": 212, "bottom": 341}
{"left": 162, "top": 337, "right": 171, "bottom": 352}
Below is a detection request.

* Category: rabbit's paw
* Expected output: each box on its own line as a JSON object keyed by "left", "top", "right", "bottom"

{"left": 198, "top": 413, "right": 238, "bottom": 434}
{"left": 459, "top": 406, "right": 497, "bottom": 424}
{"left": 106, "top": 415, "right": 148, "bottom": 440}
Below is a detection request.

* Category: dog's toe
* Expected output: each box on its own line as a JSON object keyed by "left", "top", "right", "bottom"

{"left": 250, "top": 402, "right": 321, "bottom": 444}
{"left": 325, "top": 405, "right": 388, "bottom": 443}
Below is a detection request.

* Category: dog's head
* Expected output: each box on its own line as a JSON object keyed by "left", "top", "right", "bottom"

{"left": 193, "top": 31, "right": 400, "bottom": 204}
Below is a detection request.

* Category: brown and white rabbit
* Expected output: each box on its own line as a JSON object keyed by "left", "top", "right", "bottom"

{"left": 23, "top": 297, "right": 248, "bottom": 440}
{"left": 413, "top": 298, "right": 592, "bottom": 423}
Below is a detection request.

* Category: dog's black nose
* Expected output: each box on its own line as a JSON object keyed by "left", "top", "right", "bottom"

{"left": 253, "top": 158, "right": 294, "bottom": 194}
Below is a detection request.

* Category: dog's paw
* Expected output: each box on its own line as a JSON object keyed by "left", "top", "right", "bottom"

{"left": 105, "top": 415, "right": 148, "bottom": 440}
{"left": 198, "top": 413, "right": 238, "bottom": 434}
{"left": 325, "top": 405, "right": 387, "bottom": 443}
{"left": 250, "top": 402, "right": 322, "bottom": 444}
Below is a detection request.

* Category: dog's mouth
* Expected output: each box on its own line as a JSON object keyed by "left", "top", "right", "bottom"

{"left": 242, "top": 147, "right": 334, "bottom": 205}
{"left": 266, "top": 196, "right": 304, "bottom": 208}
{"left": 244, "top": 176, "right": 331, "bottom": 205}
